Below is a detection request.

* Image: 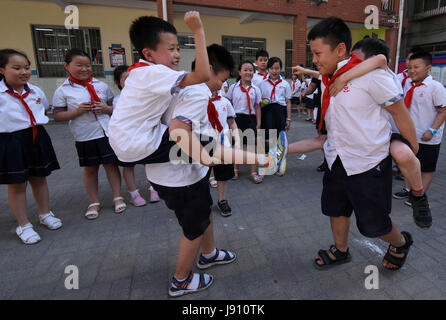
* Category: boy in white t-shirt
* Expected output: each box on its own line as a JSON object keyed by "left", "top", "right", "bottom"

{"left": 400, "top": 51, "right": 446, "bottom": 226}
{"left": 108, "top": 12, "right": 210, "bottom": 164}
{"left": 146, "top": 45, "right": 280, "bottom": 297}
{"left": 309, "top": 17, "right": 417, "bottom": 272}
{"left": 252, "top": 49, "right": 269, "bottom": 87}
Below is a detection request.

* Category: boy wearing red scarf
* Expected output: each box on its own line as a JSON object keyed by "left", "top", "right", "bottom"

{"left": 310, "top": 18, "right": 418, "bottom": 271}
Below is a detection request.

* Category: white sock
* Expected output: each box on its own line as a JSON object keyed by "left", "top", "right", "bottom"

{"left": 403, "top": 187, "right": 411, "bottom": 192}
{"left": 203, "top": 248, "right": 234, "bottom": 260}
{"left": 149, "top": 186, "right": 154, "bottom": 191}
{"left": 129, "top": 189, "right": 139, "bottom": 197}
{"left": 175, "top": 273, "right": 210, "bottom": 289}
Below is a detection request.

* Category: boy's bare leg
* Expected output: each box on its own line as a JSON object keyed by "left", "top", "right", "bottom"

{"left": 315, "top": 216, "right": 350, "bottom": 265}
{"left": 421, "top": 172, "right": 435, "bottom": 192}
{"left": 288, "top": 136, "right": 326, "bottom": 154}
{"left": 390, "top": 141, "right": 423, "bottom": 191}
{"left": 175, "top": 234, "right": 204, "bottom": 280}
{"left": 200, "top": 214, "right": 215, "bottom": 255}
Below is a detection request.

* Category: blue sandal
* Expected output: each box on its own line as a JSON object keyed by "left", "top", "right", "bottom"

{"left": 197, "top": 248, "right": 236, "bottom": 269}
{"left": 168, "top": 271, "right": 213, "bottom": 297}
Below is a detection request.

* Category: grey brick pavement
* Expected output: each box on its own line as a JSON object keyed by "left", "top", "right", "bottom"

{"left": 1, "top": 114, "right": 446, "bottom": 300}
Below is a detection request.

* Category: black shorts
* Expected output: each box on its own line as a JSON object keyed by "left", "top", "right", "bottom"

{"left": 416, "top": 143, "right": 441, "bottom": 172}
{"left": 321, "top": 156, "right": 393, "bottom": 238}
{"left": 390, "top": 133, "right": 412, "bottom": 150}
{"left": 302, "top": 97, "right": 314, "bottom": 109}
{"left": 151, "top": 177, "right": 213, "bottom": 241}
{"left": 290, "top": 97, "right": 300, "bottom": 105}
{"left": 119, "top": 129, "right": 176, "bottom": 166}
{"left": 213, "top": 164, "right": 234, "bottom": 181}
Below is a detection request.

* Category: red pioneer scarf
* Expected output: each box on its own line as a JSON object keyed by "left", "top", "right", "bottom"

{"left": 320, "top": 54, "right": 363, "bottom": 134}
{"left": 268, "top": 79, "right": 282, "bottom": 101}
{"left": 6, "top": 87, "right": 37, "bottom": 143}
{"left": 404, "top": 82, "right": 425, "bottom": 109}
{"left": 239, "top": 84, "right": 253, "bottom": 116}
{"left": 208, "top": 96, "right": 223, "bottom": 132}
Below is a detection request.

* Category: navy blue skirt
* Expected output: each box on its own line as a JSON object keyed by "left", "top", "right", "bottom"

{"left": 0, "top": 125, "right": 60, "bottom": 184}
{"left": 75, "top": 137, "right": 118, "bottom": 167}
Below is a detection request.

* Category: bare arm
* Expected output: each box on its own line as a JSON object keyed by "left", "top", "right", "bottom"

{"left": 420, "top": 107, "right": 446, "bottom": 142}
{"left": 385, "top": 100, "right": 419, "bottom": 154}
{"left": 53, "top": 102, "right": 92, "bottom": 121}
{"left": 178, "top": 11, "right": 210, "bottom": 87}
{"left": 330, "top": 54, "right": 388, "bottom": 97}
{"left": 255, "top": 104, "right": 262, "bottom": 129}
{"left": 301, "top": 82, "right": 318, "bottom": 98}
{"left": 227, "top": 117, "right": 240, "bottom": 149}
{"left": 285, "top": 99, "right": 292, "bottom": 131}
{"left": 292, "top": 65, "right": 320, "bottom": 78}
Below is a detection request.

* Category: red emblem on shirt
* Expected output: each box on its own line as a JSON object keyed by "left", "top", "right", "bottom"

{"left": 343, "top": 83, "right": 351, "bottom": 93}
{"left": 419, "top": 92, "right": 424, "bottom": 98}
{"left": 35, "top": 98, "right": 41, "bottom": 104}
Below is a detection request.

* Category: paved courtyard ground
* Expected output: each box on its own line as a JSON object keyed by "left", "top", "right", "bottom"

{"left": 1, "top": 114, "right": 446, "bottom": 300}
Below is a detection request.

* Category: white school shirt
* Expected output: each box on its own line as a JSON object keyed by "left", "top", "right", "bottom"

{"left": 291, "top": 79, "right": 302, "bottom": 98}
{"left": 405, "top": 75, "right": 446, "bottom": 145}
{"left": 383, "top": 68, "right": 405, "bottom": 134}
{"left": 52, "top": 77, "right": 114, "bottom": 142}
{"left": 145, "top": 83, "right": 211, "bottom": 187}
{"left": 252, "top": 71, "right": 268, "bottom": 87}
{"left": 112, "top": 93, "right": 120, "bottom": 109}
{"left": 219, "top": 81, "right": 229, "bottom": 97}
{"left": 226, "top": 81, "right": 261, "bottom": 115}
{"left": 0, "top": 79, "right": 49, "bottom": 132}
{"left": 108, "top": 59, "right": 186, "bottom": 162}
{"left": 259, "top": 77, "right": 292, "bottom": 106}
{"left": 322, "top": 58, "right": 403, "bottom": 176}
{"left": 397, "top": 69, "right": 411, "bottom": 92}
{"left": 203, "top": 95, "right": 236, "bottom": 147}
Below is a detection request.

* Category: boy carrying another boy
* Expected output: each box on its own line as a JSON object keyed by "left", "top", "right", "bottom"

{"left": 309, "top": 17, "right": 417, "bottom": 271}
{"left": 146, "top": 44, "right": 281, "bottom": 297}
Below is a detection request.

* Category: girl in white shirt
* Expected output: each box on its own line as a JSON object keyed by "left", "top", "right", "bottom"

{"left": 52, "top": 49, "right": 126, "bottom": 220}
{"left": 0, "top": 49, "right": 62, "bottom": 244}
{"left": 227, "top": 61, "right": 263, "bottom": 183}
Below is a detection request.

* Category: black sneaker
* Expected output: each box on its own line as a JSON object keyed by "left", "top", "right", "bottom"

{"left": 393, "top": 189, "right": 410, "bottom": 199}
{"left": 217, "top": 200, "right": 232, "bottom": 217}
{"left": 408, "top": 193, "right": 432, "bottom": 230}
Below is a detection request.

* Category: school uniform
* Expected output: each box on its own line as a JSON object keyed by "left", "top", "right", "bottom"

{"left": 219, "top": 80, "right": 229, "bottom": 97}
{"left": 397, "top": 69, "right": 411, "bottom": 92}
{"left": 146, "top": 83, "right": 213, "bottom": 241}
{"left": 108, "top": 59, "right": 186, "bottom": 163}
{"left": 112, "top": 93, "right": 120, "bottom": 109}
{"left": 204, "top": 95, "right": 236, "bottom": 181}
{"left": 320, "top": 56, "right": 403, "bottom": 238}
{"left": 227, "top": 81, "right": 261, "bottom": 143}
{"left": 302, "top": 78, "right": 315, "bottom": 108}
{"left": 290, "top": 79, "right": 302, "bottom": 105}
{"left": 404, "top": 75, "right": 446, "bottom": 172}
{"left": 259, "top": 77, "right": 292, "bottom": 138}
{"left": 311, "top": 77, "right": 326, "bottom": 134}
{"left": 252, "top": 71, "right": 268, "bottom": 88}
{"left": 52, "top": 77, "right": 115, "bottom": 167}
{"left": 0, "top": 79, "right": 59, "bottom": 184}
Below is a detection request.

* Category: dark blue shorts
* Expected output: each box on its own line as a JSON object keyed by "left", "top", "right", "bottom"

{"left": 417, "top": 143, "right": 441, "bottom": 173}
{"left": 321, "top": 156, "right": 393, "bottom": 238}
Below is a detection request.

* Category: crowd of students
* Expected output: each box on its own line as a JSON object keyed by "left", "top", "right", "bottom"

{"left": 1, "top": 11, "right": 445, "bottom": 297}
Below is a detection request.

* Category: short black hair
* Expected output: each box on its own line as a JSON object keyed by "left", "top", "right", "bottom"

{"left": 267, "top": 57, "right": 282, "bottom": 69}
{"left": 0, "top": 49, "right": 31, "bottom": 81}
{"left": 130, "top": 16, "right": 177, "bottom": 59}
{"left": 352, "top": 38, "right": 390, "bottom": 62}
{"left": 409, "top": 50, "right": 432, "bottom": 66}
{"left": 113, "top": 65, "right": 129, "bottom": 90}
{"left": 308, "top": 17, "right": 352, "bottom": 53}
{"left": 255, "top": 49, "right": 269, "bottom": 60}
{"left": 64, "top": 48, "right": 91, "bottom": 64}
{"left": 191, "top": 44, "right": 234, "bottom": 74}
{"left": 408, "top": 46, "right": 423, "bottom": 56}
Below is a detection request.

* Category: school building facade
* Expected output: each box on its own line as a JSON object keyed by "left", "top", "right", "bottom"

{"left": 2, "top": 0, "right": 402, "bottom": 100}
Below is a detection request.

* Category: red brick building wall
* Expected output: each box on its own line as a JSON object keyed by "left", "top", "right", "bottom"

{"left": 159, "top": 0, "right": 401, "bottom": 69}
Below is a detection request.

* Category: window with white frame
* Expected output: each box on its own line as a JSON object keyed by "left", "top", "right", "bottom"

{"left": 222, "top": 36, "right": 266, "bottom": 77}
